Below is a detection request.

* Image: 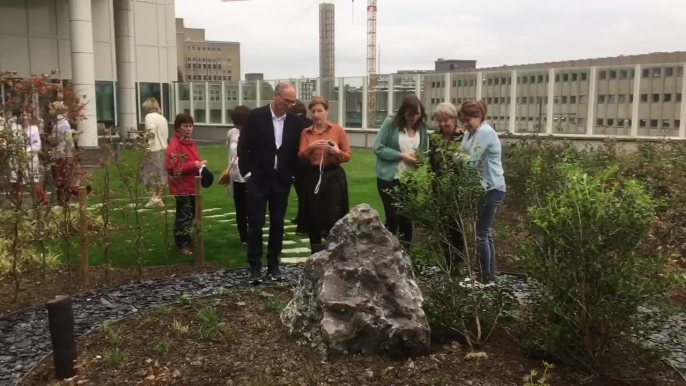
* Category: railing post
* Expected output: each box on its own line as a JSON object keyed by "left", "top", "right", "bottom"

{"left": 509, "top": 70, "right": 517, "bottom": 134}
{"left": 631, "top": 64, "right": 642, "bottom": 137}
{"left": 338, "top": 77, "right": 345, "bottom": 126}
{"left": 362, "top": 76, "right": 368, "bottom": 130}
{"left": 256, "top": 80, "right": 261, "bottom": 106}
{"left": 443, "top": 72, "right": 451, "bottom": 104}
{"left": 238, "top": 80, "right": 243, "bottom": 105}
{"left": 316, "top": 77, "right": 322, "bottom": 98}
{"left": 221, "top": 80, "right": 226, "bottom": 125}
{"left": 189, "top": 82, "right": 194, "bottom": 117}
{"left": 586, "top": 66, "right": 597, "bottom": 136}
{"left": 546, "top": 68, "right": 555, "bottom": 135}
{"left": 194, "top": 176, "right": 204, "bottom": 266}
{"left": 205, "top": 81, "right": 210, "bottom": 124}
{"left": 78, "top": 186, "right": 89, "bottom": 287}
{"left": 679, "top": 63, "right": 686, "bottom": 138}
{"left": 476, "top": 71, "right": 483, "bottom": 100}
{"left": 414, "top": 74, "right": 421, "bottom": 97}
{"left": 387, "top": 75, "right": 394, "bottom": 115}
{"left": 174, "top": 81, "right": 180, "bottom": 118}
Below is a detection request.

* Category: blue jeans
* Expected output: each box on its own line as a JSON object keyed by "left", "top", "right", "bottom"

{"left": 477, "top": 189, "right": 506, "bottom": 277}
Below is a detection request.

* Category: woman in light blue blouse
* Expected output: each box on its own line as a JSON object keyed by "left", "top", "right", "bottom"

{"left": 458, "top": 99, "right": 506, "bottom": 282}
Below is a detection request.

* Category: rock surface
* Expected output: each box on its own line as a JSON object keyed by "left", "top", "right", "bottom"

{"left": 281, "top": 204, "right": 431, "bottom": 358}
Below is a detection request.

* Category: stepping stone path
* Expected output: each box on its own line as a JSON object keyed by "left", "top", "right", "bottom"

{"left": 0, "top": 267, "right": 303, "bottom": 385}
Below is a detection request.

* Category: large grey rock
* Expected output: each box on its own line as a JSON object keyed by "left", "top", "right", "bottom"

{"left": 281, "top": 204, "right": 431, "bottom": 357}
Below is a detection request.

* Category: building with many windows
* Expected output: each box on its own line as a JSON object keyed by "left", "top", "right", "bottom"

{"left": 0, "top": 0, "right": 178, "bottom": 146}
{"left": 176, "top": 18, "right": 240, "bottom": 83}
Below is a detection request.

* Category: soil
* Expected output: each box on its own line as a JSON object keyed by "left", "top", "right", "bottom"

{"left": 0, "top": 264, "right": 221, "bottom": 318}
{"left": 20, "top": 288, "right": 685, "bottom": 386}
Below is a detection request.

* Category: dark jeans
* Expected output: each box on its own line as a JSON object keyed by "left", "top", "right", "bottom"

{"left": 246, "top": 178, "right": 290, "bottom": 270}
{"left": 174, "top": 195, "right": 196, "bottom": 250}
{"left": 232, "top": 181, "right": 248, "bottom": 243}
{"left": 477, "top": 189, "right": 506, "bottom": 276}
{"left": 377, "top": 178, "right": 412, "bottom": 244}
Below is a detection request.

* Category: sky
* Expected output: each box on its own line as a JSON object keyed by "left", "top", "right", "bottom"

{"left": 175, "top": 0, "right": 686, "bottom": 80}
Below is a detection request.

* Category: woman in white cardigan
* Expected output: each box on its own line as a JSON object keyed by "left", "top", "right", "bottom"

{"left": 141, "top": 98, "right": 169, "bottom": 208}
{"left": 10, "top": 111, "right": 49, "bottom": 206}
{"left": 226, "top": 105, "right": 250, "bottom": 246}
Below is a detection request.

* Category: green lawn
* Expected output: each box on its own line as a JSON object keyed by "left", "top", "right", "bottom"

{"left": 71, "top": 146, "right": 383, "bottom": 268}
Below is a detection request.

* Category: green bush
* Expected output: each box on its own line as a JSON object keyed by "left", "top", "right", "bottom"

{"left": 519, "top": 166, "right": 669, "bottom": 372}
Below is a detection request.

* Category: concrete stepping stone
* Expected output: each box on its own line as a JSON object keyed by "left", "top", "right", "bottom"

{"left": 203, "top": 208, "right": 222, "bottom": 213}
{"left": 204, "top": 214, "right": 231, "bottom": 219}
{"left": 264, "top": 240, "right": 297, "bottom": 246}
{"left": 281, "top": 247, "right": 311, "bottom": 255}
{"left": 282, "top": 257, "right": 309, "bottom": 264}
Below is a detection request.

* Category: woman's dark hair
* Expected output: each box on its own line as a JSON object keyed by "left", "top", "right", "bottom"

{"left": 289, "top": 100, "right": 307, "bottom": 116}
{"left": 393, "top": 94, "right": 426, "bottom": 130}
{"left": 230, "top": 105, "right": 250, "bottom": 127}
{"left": 174, "top": 113, "right": 194, "bottom": 131}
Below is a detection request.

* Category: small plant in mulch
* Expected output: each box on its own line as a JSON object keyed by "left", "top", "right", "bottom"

{"left": 153, "top": 341, "right": 172, "bottom": 355}
{"left": 523, "top": 361, "right": 555, "bottom": 386}
{"left": 180, "top": 293, "right": 193, "bottom": 306}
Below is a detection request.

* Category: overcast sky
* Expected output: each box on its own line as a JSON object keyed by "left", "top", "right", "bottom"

{"left": 175, "top": 0, "right": 686, "bottom": 80}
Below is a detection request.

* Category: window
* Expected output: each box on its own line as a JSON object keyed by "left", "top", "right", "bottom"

{"left": 666, "top": 68, "right": 674, "bottom": 77}
{"left": 610, "top": 70, "right": 617, "bottom": 79}
{"left": 641, "top": 94, "right": 648, "bottom": 102}
{"left": 554, "top": 96, "right": 559, "bottom": 104}
{"left": 651, "top": 119, "right": 658, "bottom": 128}
{"left": 643, "top": 69, "right": 650, "bottom": 78}
{"left": 431, "top": 98, "right": 435, "bottom": 104}
{"left": 653, "top": 94, "right": 660, "bottom": 103}
{"left": 662, "top": 119, "right": 670, "bottom": 129}
{"left": 507, "top": 97, "right": 511, "bottom": 104}
{"left": 598, "top": 95, "right": 606, "bottom": 103}
{"left": 545, "top": 75, "right": 549, "bottom": 83}
{"left": 630, "top": 69, "right": 635, "bottom": 78}
{"left": 537, "top": 97, "right": 543, "bottom": 104}
{"left": 452, "top": 81, "right": 456, "bottom": 87}
{"left": 494, "top": 78, "right": 500, "bottom": 85}
{"left": 640, "top": 119, "right": 647, "bottom": 128}
{"left": 522, "top": 76, "right": 528, "bottom": 84}
{"left": 653, "top": 68, "right": 662, "bottom": 78}
{"left": 563, "top": 73, "right": 569, "bottom": 82}
{"left": 488, "top": 78, "right": 493, "bottom": 86}
{"left": 619, "top": 95, "right": 626, "bottom": 103}
{"left": 678, "top": 93, "right": 682, "bottom": 102}
{"left": 570, "top": 96, "right": 577, "bottom": 104}
{"left": 627, "top": 119, "right": 632, "bottom": 127}
{"left": 597, "top": 118, "right": 604, "bottom": 126}
{"left": 676, "top": 120, "right": 681, "bottom": 128}
{"left": 555, "top": 74, "right": 560, "bottom": 82}
{"left": 599, "top": 71, "right": 607, "bottom": 80}
{"left": 528, "top": 96, "right": 533, "bottom": 104}
{"left": 618, "top": 119, "right": 625, "bottom": 127}
{"left": 501, "top": 77, "right": 506, "bottom": 84}
{"left": 508, "top": 77, "right": 512, "bottom": 85}
{"left": 679, "top": 67, "right": 684, "bottom": 77}
{"left": 530, "top": 76, "right": 535, "bottom": 83}
{"left": 457, "top": 80, "right": 463, "bottom": 87}
{"left": 562, "top": 96, "right": 568, "bottom": 104}
{"left": 579, "top": 95, "right": 587, "bottom": 103}
{"left": 95, "top": 81, "right": 115, "bottom": 123}
{"left": 581, "top": 73, "right": 587, "bottom": 81}
{"left": 470, "top": 80, "right": 475, "bottom": 86}
{"left": 620, "top": 70, "right": 628, "bottom": 79}
{"left": 608, "top": 95, "right": 616, "bottom": 104}
{"left": 431, "top": 82, "right": 436, "bottom": 88}
{"left": 607, "top": 118, "right": 614, "bottom": 126}
{"left": 664, "top": 94, "right": 672, "bottom": 102}
{"left": 572, "top": 73, "right": 578, "bottom": 81}
{"left": 538, "top": 75, "right": 544, "bottom": 83}
{"left": 630, "top": 95, "right": 634, "bottom": 103}
{"left": 544, "top": 96, "right": 549, "bottom": 104}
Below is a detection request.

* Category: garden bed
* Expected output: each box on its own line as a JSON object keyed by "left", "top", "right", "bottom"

{"left": 19, "top": 288, "right": 684, "bottom": 386}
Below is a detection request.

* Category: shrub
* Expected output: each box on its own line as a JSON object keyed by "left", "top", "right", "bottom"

{"left": 396, "top": 140, "right": 503, "bottom": 347}
{"left": 519, "top": 166, "right": 669, "bottom": 372}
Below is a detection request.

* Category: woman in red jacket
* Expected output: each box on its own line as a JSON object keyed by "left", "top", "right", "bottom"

{"left": 166, "top": 113, "right": 206, "bottom": 256}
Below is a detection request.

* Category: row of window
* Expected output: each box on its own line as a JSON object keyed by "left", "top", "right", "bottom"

{"left": 187, "top": 45, "right": 222, "bottom": 53}
{"left": 596, "top": 118, "right": 681, "bottom": 129}
{"left": 599, "top": 67, "right": 685, "bottom": 80}
{"left": 191, "top": 89, "right": 242, "bottom": 102}
{"left": 437, "top": 93, "right": 683, "bottom": 107}
{"left": 188, "top": 63, "right": 227, "bottom": 70}
{"left": 186, "top": 58, "right": 232, "bottom": 64}
{"left": 188, "top": 74, "right": 233, "bottom": 81}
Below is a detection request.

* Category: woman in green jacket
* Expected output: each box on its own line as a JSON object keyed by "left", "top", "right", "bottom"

{"left": 373, "top": 94, "right": 429, "bottom": 245}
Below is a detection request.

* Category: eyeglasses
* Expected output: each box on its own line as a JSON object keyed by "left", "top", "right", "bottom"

{"left": 277, "top": 93, "right": 296, "bottom": 105}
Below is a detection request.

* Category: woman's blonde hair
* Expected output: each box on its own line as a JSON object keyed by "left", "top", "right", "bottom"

{"left": 458, "top": 99, "right": 488, "bottom": 121}
{"left": 435, "top": 102, "right": 457, "bottom": 119}
{"left": 308, "top": 96, "right": 329, "bottom": 110}
{"left": 144, "top": 97, "right": 161, "bottom": 114}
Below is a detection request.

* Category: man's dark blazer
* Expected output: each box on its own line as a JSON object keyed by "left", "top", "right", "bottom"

{"left": 238, "top": 103, "right": 302, "bottom": 189}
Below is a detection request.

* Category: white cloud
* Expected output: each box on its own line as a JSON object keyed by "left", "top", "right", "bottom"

{"left": 176, "top": 0, "right": 686, "bottom": 80}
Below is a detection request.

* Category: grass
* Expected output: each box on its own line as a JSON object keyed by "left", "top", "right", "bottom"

{"left": 54, "top": 146, "right": 383, "bottom": 269}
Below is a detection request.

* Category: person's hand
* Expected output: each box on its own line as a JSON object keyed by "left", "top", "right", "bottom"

{"left": 145, "top": 132, "right": 155, "bottom": 140}
{"left": 195, "top": 160, "right": 207, "bottom": 168}
{"left": 327, "top": 141, "right": 340, "bottom": 154}
{"left": 400, "top": 152, "right": 419, "bottom": 164}
{"left": 309, "top": 140, "right": 329, "bottom": 151}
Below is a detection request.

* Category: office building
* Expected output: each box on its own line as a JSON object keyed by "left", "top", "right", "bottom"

{"left": 0, "top": 0, "right": 178, "bottom": 146}
{"left": 176, "top": 18, "right": 240, "bottom": 83}
{"left": 435, "top": 59, "right": 477, "bottom": 72}
{"left": 319, "top": 2, "right": 335, "bottom": 79}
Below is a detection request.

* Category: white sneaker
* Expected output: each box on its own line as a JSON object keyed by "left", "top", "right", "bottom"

{"left": 145, "top": 198, "right": 164, "bottom": 208}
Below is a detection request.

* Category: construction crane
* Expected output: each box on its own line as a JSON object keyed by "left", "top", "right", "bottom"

{"left": 366, "top": 0, "right": 378, "bottom": 129}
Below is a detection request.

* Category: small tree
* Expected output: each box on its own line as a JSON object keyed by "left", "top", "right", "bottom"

{"left": 520, "top": 166, "right": 669, "bottom": 372}
{"left": 396, "top": 137, "right": 503, "bottom": 348}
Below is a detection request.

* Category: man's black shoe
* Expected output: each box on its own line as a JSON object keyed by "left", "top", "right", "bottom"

{"left": 250, "top": 266, "right": 263, "bottom": 285}
{"left": 267, "top": 265, "right": 282, "bottom": 282}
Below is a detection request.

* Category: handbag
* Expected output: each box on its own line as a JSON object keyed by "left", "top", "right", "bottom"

{"left": 218, "top": 156, "right": 237, "bottom": 186}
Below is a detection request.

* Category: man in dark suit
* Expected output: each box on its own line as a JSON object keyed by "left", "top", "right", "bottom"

{"left": 238, "top": 82, "right": 302, "bottom": 284}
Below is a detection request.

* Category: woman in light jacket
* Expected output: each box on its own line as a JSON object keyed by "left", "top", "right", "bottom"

{"left": 142, "top": 98, "right": 169, "bottom": 208}
{"left": 226, "top": 105, "right": 250, "bottom": 246}
{"left": 373, "top": 94, "right": 429, "bottom": 245}
{"left": 10, "top": 110, "right": 49, "bottom": 206}
{"left": 458, "top": 99, "right": 506, "bottom": 283}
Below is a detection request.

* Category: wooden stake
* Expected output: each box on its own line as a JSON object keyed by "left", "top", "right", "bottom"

{"left": 46, "top": 295, "right": 77, "bottom": 379}
{"left": 194, "top": 176, "right": 204, "bottom": 266}
{"left": 78, "top": 186, "right": 89, "bottom": 287}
